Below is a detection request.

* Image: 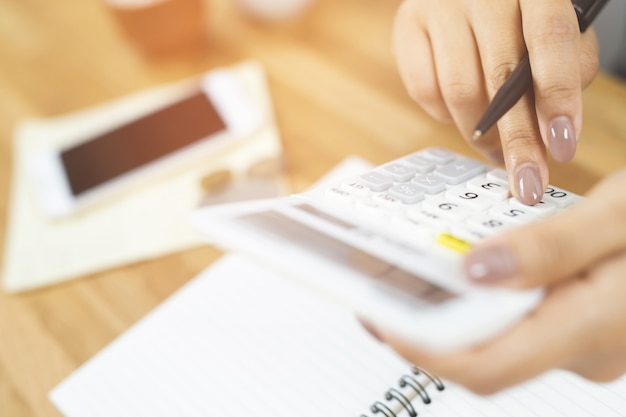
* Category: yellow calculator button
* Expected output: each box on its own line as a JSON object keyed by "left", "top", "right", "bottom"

{"left": 436, "top": 233, "right": 472, "bottom": 254}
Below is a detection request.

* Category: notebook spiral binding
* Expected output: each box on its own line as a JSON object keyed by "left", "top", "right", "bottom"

{"left": 361, "top": 366, "right": 445, "bottom": 417}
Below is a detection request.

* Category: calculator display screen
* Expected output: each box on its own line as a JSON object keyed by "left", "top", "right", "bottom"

{"left": 238, "top": 209, "right": 456, "bottom": 305}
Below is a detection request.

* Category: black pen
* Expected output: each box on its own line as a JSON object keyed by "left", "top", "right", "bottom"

{"left": 472, "top": 0, "right": 610, "bottom": 140}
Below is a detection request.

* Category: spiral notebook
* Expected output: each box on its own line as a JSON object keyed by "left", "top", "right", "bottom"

{"left": 49, "top": 253, "right": 626, "bottom": 417}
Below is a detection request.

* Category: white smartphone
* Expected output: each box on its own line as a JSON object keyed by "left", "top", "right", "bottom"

{"left": 31, "top": 70, "right": 262, "bottom": 218}
{"left": 191, "top": 148, "right": 582, "bottom": 353}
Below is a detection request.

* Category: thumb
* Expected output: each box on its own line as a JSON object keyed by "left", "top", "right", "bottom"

{"left": 463, "top": 171, "right": 626, "bottom": 289}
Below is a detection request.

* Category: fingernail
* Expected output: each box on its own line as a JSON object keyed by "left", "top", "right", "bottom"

{"left": 464, "top": 246, "right": 518, "bottom": 283}
{"left": 548, "top": 116, "right": 577, "bottom": 163}
{"left": 357, "top": 317, "right": 384, "bottom": 343}
{"left": 514, "top": 162, "right": 543, "bottom": 205}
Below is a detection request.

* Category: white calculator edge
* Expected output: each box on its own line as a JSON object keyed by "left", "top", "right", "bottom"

{"left": 191, "top": 147, "right": 582, "bottom": 353}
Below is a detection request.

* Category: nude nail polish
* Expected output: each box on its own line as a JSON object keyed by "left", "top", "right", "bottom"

{"left": 464, "top": 246, "right": 517, "bottom": 283}
{"left": 548, "top": 116, "right": 577, "bottom": 163}
{"left": 514, "top": 163, "right": 543, "bottom": 205}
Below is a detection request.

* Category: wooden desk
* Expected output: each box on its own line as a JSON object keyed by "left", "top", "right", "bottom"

{"left": 1, "top": 1, "right": 625, "bottom": 415}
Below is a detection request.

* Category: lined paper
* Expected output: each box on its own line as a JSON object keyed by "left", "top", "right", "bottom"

{"left": 50, "top": 254, "right": 626, "bottom": 417}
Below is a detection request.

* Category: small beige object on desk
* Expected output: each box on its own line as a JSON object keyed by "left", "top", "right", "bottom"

{"left": 104, "top": 0, "right": 207, "bottom": 55}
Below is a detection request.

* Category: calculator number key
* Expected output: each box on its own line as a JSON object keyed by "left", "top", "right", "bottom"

{"left": 489, "top": 202, "right": 538, "bottom": 226}
{"left": 467, "top": 213, "right": 516, "bottom": 237}
{"left": 510, "top": 198, "right": 557, "bottom": 217}
{"left": 543, "top": 186, "right": 580, "bottom": 208}
{"left": 467, "top": 176, "right": 510, "bottom": 201}
{"left": 445, "top": 187, "right": 493, "bottom": 211}
{"left": 422, "top": 196, "right": 472, "bottom": 222}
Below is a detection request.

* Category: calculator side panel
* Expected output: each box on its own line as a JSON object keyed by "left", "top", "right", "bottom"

{"left": 190, "top": 197, "right": 543, "bottom": 353}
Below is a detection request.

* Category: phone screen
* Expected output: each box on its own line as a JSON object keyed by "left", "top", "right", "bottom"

{"left": 60, "top": 91, "right": 226, "bottom": 196}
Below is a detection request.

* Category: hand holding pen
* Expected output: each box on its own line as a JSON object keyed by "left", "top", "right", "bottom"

{"left": 371, "top": 0, "right": 626, "bottom": 394}
{"left": 393, "top": 0, "right": 605, "bottom": 205}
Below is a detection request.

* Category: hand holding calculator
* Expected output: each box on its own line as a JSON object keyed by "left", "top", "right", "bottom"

{"left": 192, "top": 147, "right": 582, "bottom": 353}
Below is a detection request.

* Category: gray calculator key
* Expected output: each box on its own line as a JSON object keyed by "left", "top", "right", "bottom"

{"left": 381, "top": 163, "right": 417, "bottom": 182}
{"left": 412, "top": 174, "right": 446, "bottom": 194}
{"left": 388, "top": 183, "right": 425, "bottom": 204}
{"left": 433, "top": 157, "right": 486, "bottom": 185}
{"left": 421, "top": 148, "right": 457, "bottom": 164}
{"left": 357, "top": 171, "right": 394, "bottom": 192}
{"left": 403, "top": 155, "right": 436, "bottom": 173}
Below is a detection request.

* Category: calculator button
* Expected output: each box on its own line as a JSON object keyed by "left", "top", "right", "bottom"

{"left": 467, "top": 176, "right": 510, "bottom": 201}
{"left": 357, "top": 171, "right": 394, "bottom": 192}
{"left": 341, "top": 181, "right": 371, "bottom": 197}
{"left": 411, "top": 174, "right": 446, "bottom": 194}
{"left": 405, "top": 206, "right": 450, "bottom": 232}
{"left": 486, "top": 168, "right": 509, "bottom": 185}
{"left": 388, "top": 183, "right": 425, "bottom": 204}
{"left": 466, "top": 213, "right": 516, "bottom": 237}
{"left": 421, "top": 147, "right": 457, "bottom": 164}
{"left": 542, "top": 186, "right": 581, "bottom": 208}
{"left": 433, "top": 157, "right": 486, "bottom": 185}
{"left": 372, "top": 193, "right": 404, "bottom": 211}
{"left": 380, "top": 163, "right": 417, "bottom": 182}
{"left": 449, "top": 224, "right": 484, "bottom": 244}
{"left": 445, "top": 187, "right": 494, "bottom": 211}
{"left": 403, "top": 155, "right": 437, "bottom": 173}
{"left": 489, "top": 202, "right": 538, "bottom": 225}
{"left": 422, "top": 196, "right": 472, "bottom": 222}
{"left": 436, "top": 233, "right": 473, "bottom": 254}
{"left": 510, "top": 198, "right": 557, "bottom": 217}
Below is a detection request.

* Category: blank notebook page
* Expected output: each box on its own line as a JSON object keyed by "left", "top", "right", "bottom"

{"left": 50, "top": 254, "right": 626, "bottom": 417}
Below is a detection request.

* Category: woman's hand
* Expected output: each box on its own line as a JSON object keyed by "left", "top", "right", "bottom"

{"left": 393, "top": 0, "right": 599, "bottom": 205}
{"left": 363, "top": 169, "right": 626, "bottom": 394}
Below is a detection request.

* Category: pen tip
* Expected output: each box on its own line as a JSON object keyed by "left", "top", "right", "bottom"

{"left": 472, "top": 130, "right": 482, "bottom": 141}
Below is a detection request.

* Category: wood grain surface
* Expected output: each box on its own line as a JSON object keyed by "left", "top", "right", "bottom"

{"left": 1, "top": 0, "right": 625, "bottom": 415}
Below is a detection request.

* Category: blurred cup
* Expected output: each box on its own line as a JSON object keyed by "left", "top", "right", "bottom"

{"left": 105, "top": 0, "right": 206, "bottom": 56}
{"left": 234, "top": 0, "right": 314, "bottom": 21}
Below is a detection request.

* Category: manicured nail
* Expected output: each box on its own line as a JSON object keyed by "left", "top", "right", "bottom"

{"left": 464, "top": 246, "right": 518, "bottom": 283}
{"left": 357, "top": 317, "right": 383, "bottom": 343}
{"left": 514, "top": 162, "right": 543, "bottom": 205}
{"left": 548, "top": 116, "right": 577, "bottom": 163}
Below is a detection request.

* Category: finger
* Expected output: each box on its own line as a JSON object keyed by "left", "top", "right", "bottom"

{"left": 563, "top": 252, "right": 626, "bottom": 382}
{"left": 567, "top": 350, "right": 626, "bottom": 383}
{"left": 427, "top": 8, "right": 502, "bottom": 160}
{"left": 393, "top": 1, "right": 452, "bottom": 122}
{"left": 520, "top": 0, "right": 582, "bottom": 163}
{"left": 371, "top": 282, "right": 586, "bottom": 395}
{"left": 500, "top": 84, "right": 550, "bottom": 205}
{"left": 472, "top": 5, "right": 549, "bottom": 205}
{"left": 464, "top": 170, "right": 626, "bottom": 288}
{"left": 579, "top": 27, "right": 599, "bottom": 88}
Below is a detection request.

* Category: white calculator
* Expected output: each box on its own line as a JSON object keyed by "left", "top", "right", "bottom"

{"left": 191, "top": 147, "right": 582, "bottom": 353}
